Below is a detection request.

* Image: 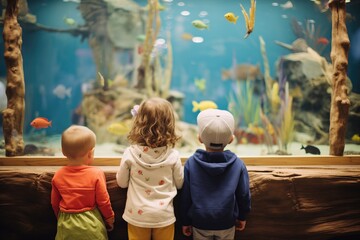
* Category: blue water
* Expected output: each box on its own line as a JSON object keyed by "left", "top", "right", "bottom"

{"left": 0, "top": 0, "right": 359, "bottom": 137}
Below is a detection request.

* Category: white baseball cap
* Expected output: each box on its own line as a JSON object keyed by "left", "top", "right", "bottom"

{"left": 197, "top": 109, "right": 235, "bottom": 150}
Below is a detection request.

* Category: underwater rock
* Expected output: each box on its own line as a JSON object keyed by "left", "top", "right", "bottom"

{"left": 168, "top": 90, "right": 185, "bottom": 120}
{"left": 343, "top": 150, "right": 360, "bottom": 155}
{"left": 278, "top": 49, "right": 359, "bottom": 145}
{"left": 107, "top": 8, "right": 144, "bottom": 49}
{"left": 81, "top": 87, "right": 146, "bottom": 143}
{"left": 23, "top": 144, "right": 38, "bottom": 155}
{"left": 105, "top": 0, "right": 145, "bottom": 49}
{"left": 347, "top": 93, "right": 360, "bottom": 140}
{"left": 176, "top": 121, "right": 200, "bottom": 152}
{"left": 274, "top": 149, "right": 292, "bottom": 155}
{"left": 23, "top": 144, "right": 55, "bottom": 156}
{"left": 278, "top": 51, "right": 331, "bottom": 144}
{"left": 275, "top": 38, "right": 308, "bottom": 53}
{"left": 280, "top": 51, "right": 329, "bottom": 82}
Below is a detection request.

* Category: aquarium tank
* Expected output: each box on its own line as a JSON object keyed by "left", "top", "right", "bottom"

{"left": 0, "top": 0, "right": 359, "bottom": 157}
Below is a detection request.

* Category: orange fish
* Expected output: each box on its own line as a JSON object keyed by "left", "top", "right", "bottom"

{"left": 30, "top": 117, "right": 52, "bottom": 129}
{"left": 137, "top": 45, "right": 143, "bottom": 55}
{"left": 317, "top": 37, "right": 329, "bottom": 45}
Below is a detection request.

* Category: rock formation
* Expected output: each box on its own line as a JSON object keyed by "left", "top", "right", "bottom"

{"left": 2, "top": 0, "right": 25, "bottom": 156}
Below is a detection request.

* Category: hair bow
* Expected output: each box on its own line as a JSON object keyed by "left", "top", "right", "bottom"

{"left": 131, "top": 105, "right": 140, "bottom": 117}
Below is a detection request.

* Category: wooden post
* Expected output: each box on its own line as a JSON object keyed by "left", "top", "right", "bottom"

{"left": 2, "top": 0, "right": 25, "bottom": 156}
{"left": 328, "top": 0, "right": 351, "bottom": 156}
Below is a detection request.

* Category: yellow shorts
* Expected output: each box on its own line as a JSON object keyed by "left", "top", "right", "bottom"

{"left": 127, "top": 223, "right": 174, "bottom": 240}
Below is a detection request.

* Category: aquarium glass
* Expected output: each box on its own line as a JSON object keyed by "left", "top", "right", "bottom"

{"left": 0, "top": 0, "right": 359, "bottom": 157}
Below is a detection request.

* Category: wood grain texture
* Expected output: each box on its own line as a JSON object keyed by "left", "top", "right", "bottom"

{"left": 0, "top": 166, "right": 359, "bottom": 239}
{"left": 2, "top": 0, "right": 26, "bottom": 157}
{"left": 328, "top": 0, "right": 351, "bottom": 156}
{"left": 1, "top": 155, "right": 360, "bottom": 166}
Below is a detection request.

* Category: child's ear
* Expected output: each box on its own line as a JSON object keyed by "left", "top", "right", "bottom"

{"left": 88, "top": 148, "right": 95, "bottom": 158}
{"left": 197, "top": 134, "right": 203, "bottom": 143}
{"left": 229, "top": 135, "right": 235, "bottom": 144}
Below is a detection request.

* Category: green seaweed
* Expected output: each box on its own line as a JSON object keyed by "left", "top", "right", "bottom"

{"left": 228, "top": 80, "right": 260, "bottom": 128}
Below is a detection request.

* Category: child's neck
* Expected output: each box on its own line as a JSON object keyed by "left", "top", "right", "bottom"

{"left": 67, "top": 157, "right": 88, "bottom": 166}
{"left": 205, "top": 147, "right": 225, "bottom": 152}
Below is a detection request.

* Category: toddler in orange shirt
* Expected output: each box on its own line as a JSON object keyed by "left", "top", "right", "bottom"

{"left": 51, "top": 125, "right": 115, "bottom": 240}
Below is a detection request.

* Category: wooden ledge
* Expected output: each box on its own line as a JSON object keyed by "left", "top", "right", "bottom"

{"left": 0, "top": 155, "right": 359, "bottom": 166}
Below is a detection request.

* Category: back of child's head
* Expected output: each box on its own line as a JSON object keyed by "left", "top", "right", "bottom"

{"left": 128, "top": 97, "right": 180, "bottom": 148}
{"left": 61, "top": 125, "right": 96, "bottom": 159}
{"left": 197, "top": 109, "right": 235, "bottom": 150}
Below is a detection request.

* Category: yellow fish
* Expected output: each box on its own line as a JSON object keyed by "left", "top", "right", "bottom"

{"left": 194, "top": 78, "right": 206, "bottom": 93}
{"left": 192, "top": 20, "right": 209, "bottom": 30}
{"left": 224, "top": 12, "right": 239, "bottom": 24}
{"left": 351, "top": 134, "right": 360, "bottom": 143}
{"left": 181, "top": 32, "right": 193, "bottom": 41}
{"left": 107, "top": 121, "right": 131, "bottom": 136}
{"left": 64, "top": 17, "right": 76, "bottom": 26}
{"left": 248, "top": 123, "right": 264, "bottom": 135}
{"left": 192, "top": 100, "right": 218, "bottom": 112}
{"left": 240, "top": 0, "right": 256, "bottom": 39}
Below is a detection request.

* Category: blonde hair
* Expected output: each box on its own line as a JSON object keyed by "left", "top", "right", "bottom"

{"left": 61, "top": 125, "right": 96, "bottom": 159}
{"left": 128, "top": 97, "right": 180, "bottom": 148}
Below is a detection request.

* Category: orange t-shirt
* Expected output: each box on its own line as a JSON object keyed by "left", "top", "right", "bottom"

{"left": 51, "top": 165, "right": 114, "bottom": 221}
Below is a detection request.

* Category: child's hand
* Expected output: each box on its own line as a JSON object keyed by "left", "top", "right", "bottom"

{"left": 235, "top": 220, "right": 246, "bottom": 231}
{"left": 105, "top": 216, "right": 115, "bottom": 232}
{"left": 182, "top": 226, "right": 192, "bottom": 236}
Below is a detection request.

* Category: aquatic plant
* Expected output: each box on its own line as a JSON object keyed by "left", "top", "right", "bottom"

{"left": 259, "top": 109, "right": 275, "bottom": 154}
{"left": 273, "top": 58, "right": 295, "bottom": 153}
{"left": 240, "top": 0, "right": 256, "bottom": 39}
{"left": 153, "top": 31, "right": 173, "bottom": 99}
{"left": 161, "top": 32, "right": 173, "bottom": 99}
{"left": 275, "top": 84, "right": 295, "bottom": 153}
{"left": 259, "top": 36, "right": 280, "bottom": 153}
{"left": 135, "top": 0, "right": 172, "bottom": 99}
{"left": 259, "top": 36, "right": 273, "bottom": 101}
{"left": 139, "top": 0, "right": 162, "bottom": 97}
{"left": 228, "top": 80, "right": 260, "bottom": 129}
{"left": 259, "top": 39, "right": 295, "bottom": 153}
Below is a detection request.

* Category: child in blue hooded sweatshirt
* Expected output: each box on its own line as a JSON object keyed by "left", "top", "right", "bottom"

{"left": 181, "top": 109, "right": 251, "bottom": 240}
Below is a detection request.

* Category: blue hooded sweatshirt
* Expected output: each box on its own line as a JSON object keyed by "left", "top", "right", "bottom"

{"left": 181, "top": 149, "right": 251, "bottom": 230}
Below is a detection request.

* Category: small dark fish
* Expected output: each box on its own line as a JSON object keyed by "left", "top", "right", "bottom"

{"left": 24, "top": 144, "right": 39, "bottom": 155}
{"left": 301, "top": 145, "right": 321, "bottom": 155}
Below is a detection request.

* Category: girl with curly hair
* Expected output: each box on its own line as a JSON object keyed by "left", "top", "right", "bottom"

{"left": 116, "top": 97, "right": 183, "bottom": 240}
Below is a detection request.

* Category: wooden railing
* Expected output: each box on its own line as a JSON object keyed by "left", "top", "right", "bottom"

{"left": 1, "top": 155, "right": 360, "bottom": 166}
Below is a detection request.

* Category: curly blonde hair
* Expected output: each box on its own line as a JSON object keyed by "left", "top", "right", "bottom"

{"left": 127, "top": 97, "right": 180, "bottom": 148}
